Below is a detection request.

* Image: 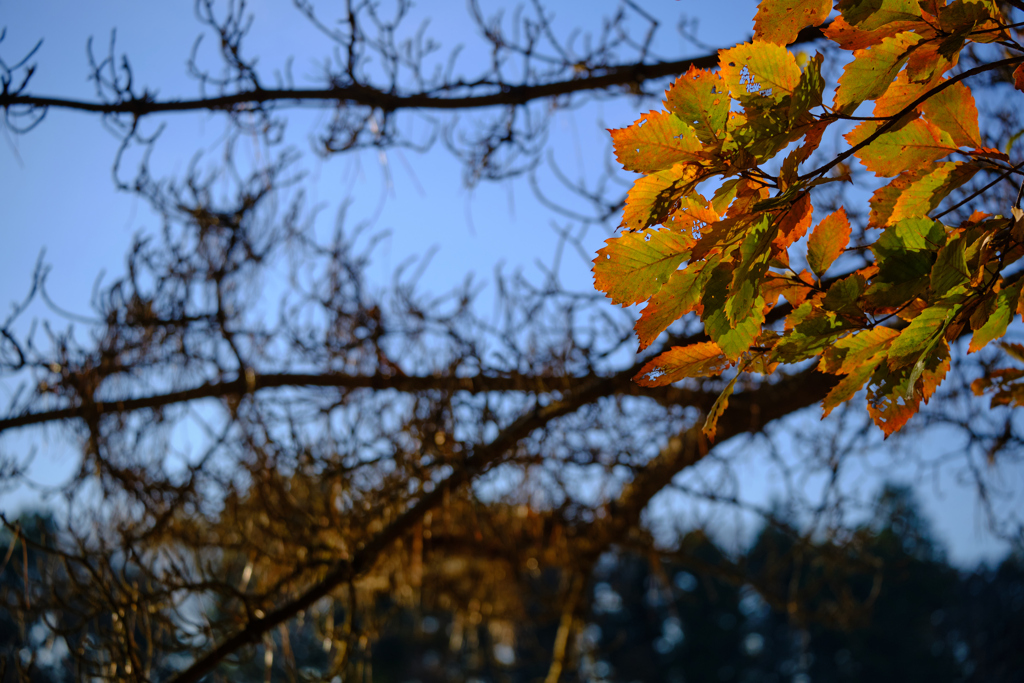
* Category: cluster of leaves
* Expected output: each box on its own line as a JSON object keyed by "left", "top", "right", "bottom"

{"left": 594, "top": 0, "right": 1024, "bottom": 437}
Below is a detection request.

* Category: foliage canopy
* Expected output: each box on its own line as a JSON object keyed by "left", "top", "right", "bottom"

{"left": 595, "top": 0, "right": 1024, "bottom": 437}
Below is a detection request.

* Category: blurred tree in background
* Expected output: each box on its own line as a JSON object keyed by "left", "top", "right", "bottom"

{"left": 1, "top": 0, "right": 1023, "bottom": 680}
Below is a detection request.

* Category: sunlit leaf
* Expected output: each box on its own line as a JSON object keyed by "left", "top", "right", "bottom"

{"left": 664, "top": 67, "right": 731, "bottom": 144}
{"left": 621, "top": 163, "right": 702, "bottom": 230}
{"left": 920, "top": 80, "right": 982, "bottom": 148}
{"left": 846, "top": 118, "right": 958, "bottom": 177}
{"left": 634, "top": 264, "right": 708, "bottom": 350}
{"left": 611, "top": 111, "right": 704, "bottom": 173}
{"left": 634, "top": 341, "right": 731, "bottom": 387}
{"left": 719, "top": 41, "right": 802, "bottom": 104}
{"left": 889, "top": 162, "right": 979, "bottom": 224}
{"left": 837, "top": 0, "right": 924, "bottom": 31}
{"left": 807, "top": 208, "right": 852, "bottom": 277}
{"left": 593, "top": 228, "right": 695, "bottom": 305}
{"left": 820, "top": 326, "right": 900, "bottom": 374}
{"left": 753, "top": 0, "right": 831, "bottom": 46}
{"left": 833, "top": 32, "right": 922, "bottom": 114}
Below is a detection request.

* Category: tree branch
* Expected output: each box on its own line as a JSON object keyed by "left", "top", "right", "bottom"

{"left": 0, "top": 27, "right": 825, "bottom": 119}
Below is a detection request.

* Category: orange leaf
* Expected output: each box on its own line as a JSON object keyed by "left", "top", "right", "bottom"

{"left": 873, "top": 69, "right": 939, "bottom": 118}
{"left": 620, "top": 163, "right": 702, "bottom": 231}
{"left": 845, "top": 118, "right": 957, "bottom": 177}
{"left": 664, "top": 193, "right": 721, "bottom": 234}
{"left": 593, "top": 228, "right": 694, "bottom": 306}
{"left": 807, "top": 208, "right": 852, "bottom": 277}
{"left": 633, "top": 341, "right": 731, "bottom": 387}
{"left": 906, "top": 37, "right": 958, "bottom": 84}
{"left": 753, "top": 0, "right": 831, "bottom": 46}
{"left": 718, "top": 41, "right": 802, "bottom": 104}
{"left": 866, "top": 342, "right": 950, "bottom": 436}
{"left": 869, "top": 169, "right": 926, "bottom": 227}
{"left": 773, "top": 192, "right": 813, "bottom": 251}
{"left": 1015, "top": 64, "right": 1024, "bottom": 92}
{"left": 610, "top": 111, "right": 703, "bottom": 174}
{"left": 823, "top": 15, "right": 926, "bottom": 50}
{"left": 920, "top": 80, "right": 982, "bottom": 148}
{"left": 889, "top": 162, "right": 979, "bottom": 224}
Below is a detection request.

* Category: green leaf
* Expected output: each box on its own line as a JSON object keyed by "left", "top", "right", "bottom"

{"left": 887, "top": 305, "right": 954, "bottom": 368}
{"left": 970, "top": 281, "right": 1024, "bottom": 353}
{"left": 635, "top": 263, "right": 708, "bottom": 350}
{"left": 889, "top": 162, "right": 979, "bottom": 224}
{"left": 822, "top": 354, "right": 884, "bottom": 417}
{"left": 664, "top": 67, "right": 731, "bottom": 145}
{"left": 929, "top": 233, "right": 970, "bottom": 297}
{"left": 837, "top": 0, "right": 923, "bottom": 31}
{"left": 820, "top": 326, "right": 900, "bottom": 374}
{"left": 867, "top": 341, "right": 950, "bottom": 436}
{"left": 870, "top": 217, "right": 945, "bottom": 290}
{"left": 728, "top": 214, "right": 775, "bottom": 323}
{"left": 701, "top": 262, "right": 766, "bottom": 360}
{"left": 593, "top": 228, "right": 695, "bottom": 306}
{"left": 833, "top": 31, "right": 922, "bottom": 114}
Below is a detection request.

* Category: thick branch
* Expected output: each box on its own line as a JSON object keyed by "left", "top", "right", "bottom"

{"left": 0, "top": 28, "right": 824, "bottom": 119}
{"left": 0, "top": 368, "right": 709, "bottom": 434}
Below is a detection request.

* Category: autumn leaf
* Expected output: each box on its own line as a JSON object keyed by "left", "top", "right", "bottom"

{"left": 1015, "top": 64, "right": 1024, "bottom": 93}
{"left": 837, "top": 0, "right": 923, "bottom": 32}
{"left": 634, "top": 264, "right": 708, "bottom": 350}
{"left": 822, "top": 357, "right": 883, "bottom": 417}
{"left": 634, "top": 341, "right": 731, "bottom": 387}
{"left": 920, "top": 80, "right": 982, "bottom": 148}
{"left": 823, "top": 15, "right": 926, "bottom": 51}
{"left": 773, "top": 192, "right": 813, "bottom": 251}
{"left": 621, "top": 163, "right": 702, "bottom": 230}
{"left": 887, "top": 305, "right": 954, "bottom": 368}
{"left": 833, "top": 32, "right": 922, "bottom": 114}
{"left": 929, "top": 234, "right": 970, "bottom": 297}
{"left": 703, "top": 369, "right": 742, "bottom": 440}
{"left": 969, "top": 281, "right": 1024, "bottom": 353}
{"left": 611, "top": 111, "right": 703, "bottom": 173}
{"left": 820, "top": 326, "right": 900, "bottom": 374}
{"left": 873, "top": 69, "right": 940, "bottom": 118}
{"left": 719, "top": 41, "right": 802, "bottom": 104}
{"left": 593, "top": 229, "right": 694, "bottom": 306}
{"left": 664, "top": 67, "right": 731, "bottom": 144}
{"left": 753, "top": 0, "right": 831, "bottom": 46}
{"left": 807, "top": 208, "right": 852, "bottom": 277}
{"left": 846, "top": 117, "right": 958, "bottom": 177}
{"left": 867, "top": 342, "right": 950, "bottom": 436}
{"left": 888, "top": 162, "right": 979, "bottom": 224}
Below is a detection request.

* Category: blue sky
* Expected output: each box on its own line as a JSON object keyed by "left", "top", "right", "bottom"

{"left": 1, "top": 0, "right": 1020, "bottom": 566}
